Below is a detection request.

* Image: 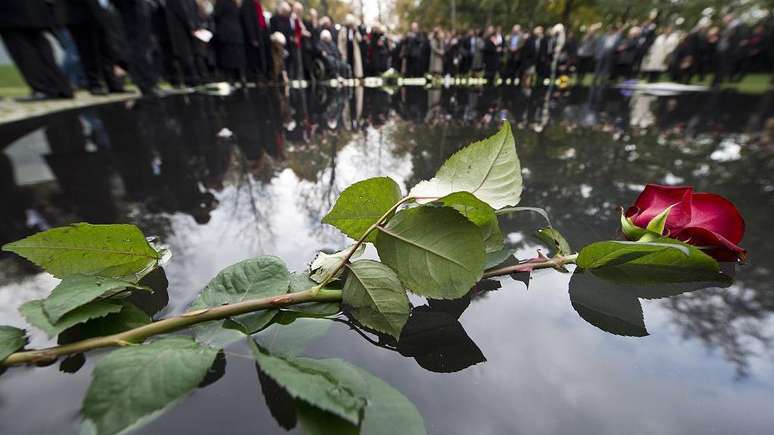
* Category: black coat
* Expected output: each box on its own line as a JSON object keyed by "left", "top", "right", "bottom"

{"left": 0, "top": 0, "right": 63, "bottom": 29}
{"left": 214, "top": 0, "right": 244, "bottom": 45}
{"left": 165, "top": 0, "right": 198, "bottom": 61}
{"left": 270, "top": 15, "right": 294, "bottom": 49}
{"left": 240, "top": 0, "right": 270, "bottom": 74}
{"left": 482, "top": 38, "right": 500, "bottom": 73}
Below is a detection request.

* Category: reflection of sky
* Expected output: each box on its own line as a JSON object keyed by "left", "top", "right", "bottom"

{"left": 1, "top": 90, "right": 774, "bottom": 434}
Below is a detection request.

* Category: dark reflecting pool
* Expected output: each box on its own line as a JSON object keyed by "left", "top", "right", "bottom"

{"left": 1, "top": 85, "right": 773, "bottom": 434}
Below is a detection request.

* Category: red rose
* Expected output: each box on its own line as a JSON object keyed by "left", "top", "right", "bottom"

{"left": 625, "top": 184, "right": 746, "bottom": 262}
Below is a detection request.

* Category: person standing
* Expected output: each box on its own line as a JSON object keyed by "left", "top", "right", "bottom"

{"left": 576, "top": 24, "right": 600, "bottom": 85}
{"left": 270, "top": 2, "right": 297, "bottom": 79}
{"left": 241, "top": 0, "right": 271, "bottom": 81}
{"left": 714, "top": 13, "right": 745, "bottom": 86}
{"left": 429, "top": 27, "right": 446, "bottom": 76}
{"left": 0, "top": 0, "right": 73, "bottom": 100}
{"left": 482, "top": 26, "right": 501, "bottom": 82}
{"left": 505, "top": 25, "right": 524, "bottom": 82}
{"left": 641, "top": 26, "right": 681, "bottom": 82}
{"left": 337, "top": 14, "right": 363, "bottom": 78}
{"left": 592, "top": 25, "right": 620, "bottom": 86}
{"left": 65, "top": 0, "right": 126, "bottom": 95}
{"left": 113, "top": 0, "right": 160, "bottom": 95}
{"left": 368, "top": 23, "right": 390, "bottom": 75}
{"left": 163, "top": 0, "right": 200, "bottom": 87}
{"left": 213, "top": 0, "right": 246, "bottom": 84}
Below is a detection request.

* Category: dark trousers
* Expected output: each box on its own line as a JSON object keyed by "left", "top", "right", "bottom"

{"left": 0, "top": 29, "right": 73, "bottom": 97}
{"left": 69, "top": 23, "right": 123, "bottom": 91}
{"left": 114, "top": 0, "right": 158, "bottom": 93}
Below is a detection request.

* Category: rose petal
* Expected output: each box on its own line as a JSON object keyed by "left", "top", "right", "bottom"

{"left": 687, "top": 193, "right": 745, "bottom": 244}
{"left": 674, "top": 226, "right": 746, "bottom": 262}
{"left": 630, "top": 184, "right": 693, "bottom": 231}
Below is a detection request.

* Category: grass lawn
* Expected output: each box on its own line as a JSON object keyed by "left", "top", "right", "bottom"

{"left": 578, "top": 71, "right": 772, "bottom": 94}
{"left": 0, "top": 64, "right": 29, "bottom": 97}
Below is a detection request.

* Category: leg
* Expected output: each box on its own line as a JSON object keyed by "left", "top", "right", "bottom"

{"left": 1, "top": 29, "right": 72, "bottom": 97}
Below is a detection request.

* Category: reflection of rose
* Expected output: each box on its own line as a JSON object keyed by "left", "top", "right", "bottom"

{"left": 625, "top": 184, "right": 746, "bottom": 261}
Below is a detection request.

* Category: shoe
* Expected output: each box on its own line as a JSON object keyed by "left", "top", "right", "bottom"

{"left": 89, "top": 87, "right": 109, "bottom": 96}
{"left": 14, "top": 92, "right": 59, "bottom": 102}
{"left": 108, "top": 87, "right": 133, "bottom": 95}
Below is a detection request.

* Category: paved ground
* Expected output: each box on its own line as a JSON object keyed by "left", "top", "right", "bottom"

{"left": 0, "top": 90, "right": 140, "bottom": 125}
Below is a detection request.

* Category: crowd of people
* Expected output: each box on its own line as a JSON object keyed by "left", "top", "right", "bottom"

{"left": 1, "top": 1, "right": 773, "bottom": 102}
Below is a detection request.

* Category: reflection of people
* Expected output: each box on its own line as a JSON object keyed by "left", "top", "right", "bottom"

{"left": 0, "top": 0, "right": 74, "bottom": 100}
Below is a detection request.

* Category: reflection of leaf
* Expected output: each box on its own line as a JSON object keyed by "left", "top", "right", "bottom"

{"left": 0, "top": 326, "right": 27, "bottom": 362}
{"left": 251, "top": 343, "right": 366, "bottom": 424}
{"left": 398, "top": 307, "right": 486, "bottom": 373}
{"left": 578, "top": 239, "right": 721, "bottom": 284}
{"left": 256, "top": 364, "right": 298, "bottom": 430}
{"left": 409, "top": 122, "right": 522, "bottom": 209}
{"left": 254, "top": 317, "right": 332, "bottom": 357}
{"left": 343, "top": 260, "right": 410, "bottom": 339}
{"left": 43, "top": 274, "right": 149, "bottom": 323}
{"left": 20, "top": 299, "right": 123, "bottom": 338}
{"left": 82, "top": 337, "right": 218, "bottom": 435}
{"left": 322, "top": 177, "right": 403, "bottom": 242}
{"left": 375, "top": 207, "right": 485, "bottom": 299}
{"left": 297, "top": 401, "right": 359, "bottom": 435}
{"left": 1, "top": 223, "right": 160, "bottom": 280}
{"left": 438, "top": 192, "right": 504, "bottom": 253}
{"left": 484, "top": 247, "right": 515, "bottom": 269}
{"left": 569, "top": 271, "right": 648, "bottom": 337}
{"left": 190, "top": 256, "right": 290, "bottom": 334}
{"left": 126, "top": 267, "right": 170, "bottom": 317}
{"left": 253, "top": 343, "right": 425, "bottom": 435}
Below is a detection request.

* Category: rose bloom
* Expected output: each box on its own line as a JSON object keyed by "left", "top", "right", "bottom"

{"left": 625, "top": 184, "right": 746, "bottom": 262}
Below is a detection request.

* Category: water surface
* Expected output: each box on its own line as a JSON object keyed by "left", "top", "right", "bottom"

{"left": 1, "top": 85, "right": 773, "bottom": 435}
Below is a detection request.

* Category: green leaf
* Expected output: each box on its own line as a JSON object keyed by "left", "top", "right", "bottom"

{"left": 569, "top": 271, "right": 648, "bottom": 337}
{"left": 496, "top": 206, "right": 552, "bottom": 226}
{"left": 190, "top": 256, "right": 290, "bottom": 333}
{"left": 82, "top": 337, "right": 218, "bottom": 435}
{"left": 309, "top": 245, "right": 365, "bottom": 283}
{"left": 322, "top": 177, "right": 403, "bottom": 242}
{"left": 1, "top": 223, "right": 160, "bottom": 280}
{"left": 437, "top": 191, "right": 503, "bottom": 253}
{"left": 78, "top": 302, "right": 152, "bottom": 337}
{"left": 343, "top": 260, "right": 410, "bottom": 339}
{"left": 255, "top": 317, "right": 333, "bottom": 357}
{"left": 645, "top": 205, "right": 673, "bottom": 235}
{"left": 252, "top": 344, "right": 425, "bottom": 435}
{"left": 537, "top": 227, "right": 572, "bottom": 256}
{"left": 42, "top": 274, "right": 150, "bottom": 323}
{"left": 409, "top": 122, "right": 522, "bottom": 209}
{"left": 354, "top": 366, "right": 426, "bottom": 435}
{"left": 375, "top": 207, "right": 485, "bottom": 299}
{"left": 0, "top": 326, "right": 27, "bottom": 363}
{"left": 620, "top": 214, "right": 648, "bottom": 239}
{"left": 484, "top": 247, "right": 516, "bottom": 269}
{"left": 251, "top": 343, "right": 366, "bottom": 424}
{"left": 577, "top": 239, "right": 720, "bottom": 284}
{"left": 285, "top": 272, "right": 341, "bottom": 316}
{"left": 19, "top": 299, "right": 122, "bottom": 338}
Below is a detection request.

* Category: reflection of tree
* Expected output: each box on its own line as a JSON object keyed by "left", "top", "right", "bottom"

{"left": 386, "top": 86, "right": 774, "bottom": 376}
